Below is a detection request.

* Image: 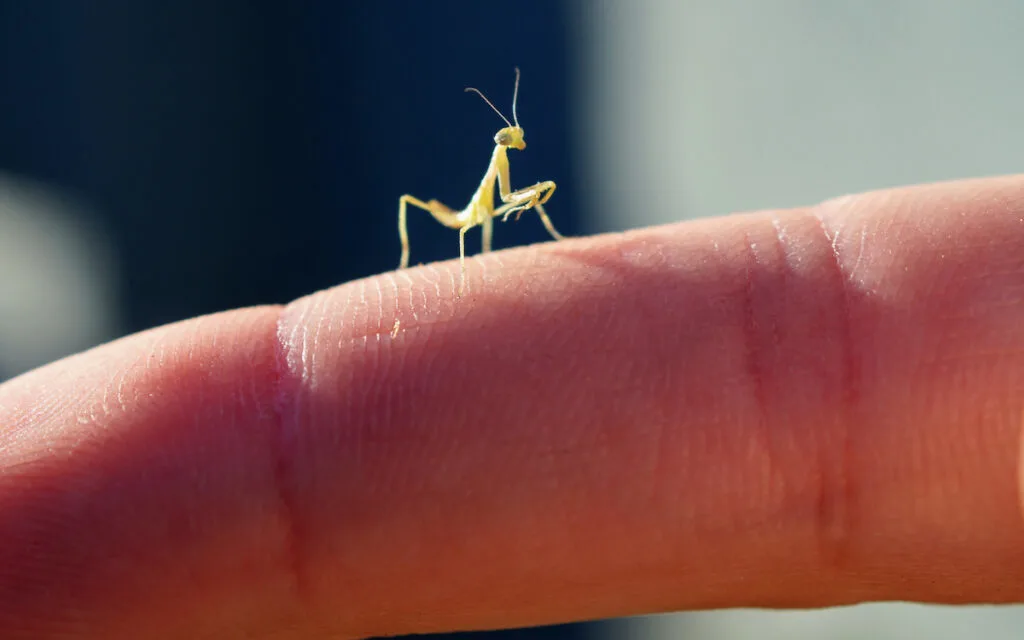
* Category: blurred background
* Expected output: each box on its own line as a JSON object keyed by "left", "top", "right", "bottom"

{"left": 2, "top": 1, "right": 1024, "bottom": 637}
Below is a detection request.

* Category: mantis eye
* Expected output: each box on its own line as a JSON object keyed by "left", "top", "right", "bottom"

{"left": 495, "top": 131, "right": 512, "bottom": 146}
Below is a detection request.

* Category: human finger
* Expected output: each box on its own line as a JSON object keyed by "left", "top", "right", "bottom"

{"left": 1, "top": 175, "right": 1023, "bottom": 638}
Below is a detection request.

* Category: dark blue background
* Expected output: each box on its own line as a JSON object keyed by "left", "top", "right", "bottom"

{"left": 0, "top": 0, "right": 583, "bottom": 332}
{"left": 0, "top": 2, "right": 591, "bottom": 637}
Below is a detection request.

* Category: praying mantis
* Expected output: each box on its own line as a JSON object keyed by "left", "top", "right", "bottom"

{"left": 397, "top": 67, "right": 565, "bottom": 294}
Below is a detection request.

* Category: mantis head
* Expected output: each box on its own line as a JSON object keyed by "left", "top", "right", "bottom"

{"left": 495, "top": 126, "right": 526, "bottom": 150}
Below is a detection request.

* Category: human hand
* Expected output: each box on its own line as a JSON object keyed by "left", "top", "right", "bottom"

{"left": 2, "top": 175, "right": 1023, "bottom": 638}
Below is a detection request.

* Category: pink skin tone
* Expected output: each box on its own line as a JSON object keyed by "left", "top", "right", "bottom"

{"left": 2, "top": 175, "right": 1024, "bottom": 638}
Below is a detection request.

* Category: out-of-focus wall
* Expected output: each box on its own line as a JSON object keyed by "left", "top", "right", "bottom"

{"left": 0, "top": 173, "right": 119, "bottom": 379}
{"left": 601, "top": 605, "right": 1024, "bottom": 640}
{"left": 577, "top": 0, "right": 1024, "bottom": 230}
{"left": 575, "top": 1, "right": 1024, "bottom": 638}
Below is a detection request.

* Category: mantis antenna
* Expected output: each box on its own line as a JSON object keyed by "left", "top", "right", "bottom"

{"left": 464, "top": 67, "right": 522, "bottom": 127}
{"left": 511, "top": 66, "right": 520, "bottom": 127}
{"left": 464, "top": 87, "right": 511, "bottom": 127}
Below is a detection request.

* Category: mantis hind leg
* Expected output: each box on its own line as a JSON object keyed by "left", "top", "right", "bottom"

{"left": 398, "top": 194, "right": 460, "bottom": 269}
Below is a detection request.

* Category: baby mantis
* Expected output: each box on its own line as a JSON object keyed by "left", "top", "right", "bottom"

{"left": 397, "top": 67, "right": 565, "bottom": 294}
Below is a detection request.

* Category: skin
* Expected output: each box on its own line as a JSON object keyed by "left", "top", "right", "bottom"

{"left": 1, "top": 175, "right": 1024, "bottom": 638}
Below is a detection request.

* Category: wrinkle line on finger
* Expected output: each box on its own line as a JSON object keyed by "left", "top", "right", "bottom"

{"left": 268, "top": 305, "right": 310, "bottom": 615}
{"left": 807, "top": 208, "right": 861, "bottom": 577}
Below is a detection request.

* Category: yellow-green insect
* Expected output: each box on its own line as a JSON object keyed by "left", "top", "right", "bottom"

{"left": 397, "top": 68, "right": 564, "bottom": 294}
